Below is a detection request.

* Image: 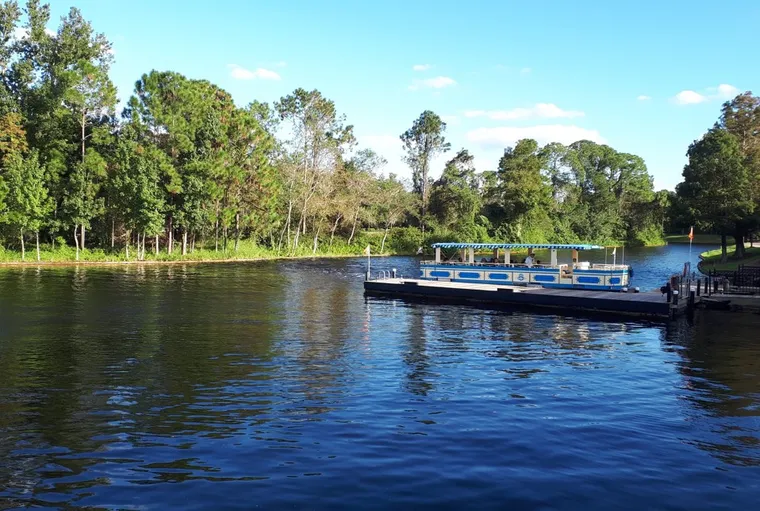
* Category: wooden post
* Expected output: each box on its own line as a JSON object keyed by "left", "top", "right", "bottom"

{"left": 435, "top": 247, "right": 441, "bottom": 264}
{"left": 696, "top": 279, "right": 701, "bottom": 296}
{"left": 688, "top": 290, "right": 696, "bottom": 313}
{"left": 571, "top": 249, "right": 579, "bottom": 267}
{"left": 504, "top": 249, "right": 510, "bottom": 266}
{"left": 468, "top": 247, "right": 474, "bottom": 264}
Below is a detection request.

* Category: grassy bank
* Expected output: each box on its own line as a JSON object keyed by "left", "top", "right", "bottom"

{"left": 699, "top": 246, "right": 760, "bottom": 271}
{"left": 665, "top": 234, "right": 731, "bottom": 244}
{"left": 0, "top": 239, "right": 403, "bottom": 266}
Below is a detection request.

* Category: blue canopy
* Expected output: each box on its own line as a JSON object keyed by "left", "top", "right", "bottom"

{"left": 431, "top": 242, "right": 604, "bottom": 250}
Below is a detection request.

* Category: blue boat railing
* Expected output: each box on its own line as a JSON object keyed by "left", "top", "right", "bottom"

{"left": 419, "top": 260, "right": 628, "bottom": 271}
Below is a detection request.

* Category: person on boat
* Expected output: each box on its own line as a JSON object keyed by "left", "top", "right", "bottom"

{"left": 524, "top": 254, "right": 534, "bottom": 267}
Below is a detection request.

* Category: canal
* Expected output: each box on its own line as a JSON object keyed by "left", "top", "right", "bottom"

{"left": 1, "top": 243, "right": 759, "bottom": 509}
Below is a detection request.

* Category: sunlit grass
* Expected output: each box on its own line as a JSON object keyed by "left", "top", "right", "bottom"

{"left": 665, "top": 233, "right": 732, "bottom": 244}
{"left": 700, "top": 246, "right": 760, "bottom": 271}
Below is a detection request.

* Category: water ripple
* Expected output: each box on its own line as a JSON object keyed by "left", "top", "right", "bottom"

{"left": 1, "top": 251, "right": 760, "bottom": 509}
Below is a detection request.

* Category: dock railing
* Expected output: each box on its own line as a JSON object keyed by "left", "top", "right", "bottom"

{"left": 705, "top": 266, "right": 760, "bottom": 295}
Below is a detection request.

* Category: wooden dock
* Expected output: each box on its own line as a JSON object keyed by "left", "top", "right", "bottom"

{"left": 364, "top": 278, "right": 693, "bottom": 320}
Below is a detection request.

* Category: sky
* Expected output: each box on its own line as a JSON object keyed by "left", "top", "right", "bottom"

{"left": 40, "top": 0, "right": 760, "bottom": 190}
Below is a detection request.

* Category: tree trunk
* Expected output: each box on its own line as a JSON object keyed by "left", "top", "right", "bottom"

{"left": 278, "top": 197, "right": 294, "bottom": 252}
{"left": 111, "top": 218, "right": 115, "bottom": 249}
{"left": 191, "top": 233, "right": 196, "bottom": 253}
{"left": 182, "top": 229, "right": 188, "bottom": 256}
{"left": 136, "top": 232, "right": 141, "bottom": 260}
{"left": 329, "top": 215, "right": 342, "bottom": 247}
{"left": 223, "top": 225, "right": 228, "bottom": 252}
{"left": 234, "top": 213, "right": 240, "bottom": 252}
{"left": 155, "top": 234, "right": 159, "bottom": 255}
{"left": 125, "top": 230, "right": 130, "bottom": 259}
{"left": 80, "top": 224, "right": 85, "bottom": 251}
{"left": 74, "top": 225, "right": 80, "bottom": 261}
{"left": 381, "top": 226, "right": 390, "bottom": 253}
{"left": 36, "top": 231, "right": 40, "bottom": 261}
{"left": 348, "top": 208, "right": 360, "bottom": 245}
{"left": 720, "top": 234, "right": 728, "bottom": 263}
{"left": 734, "top": 231, "right": 745, "bottom": 259}
{"left": 81, "top": 110, "right": 86, "bottom": 162}
{"left": 312, "top": 224, "right": 321, "bottom": 254}
{"left": 167, "top": 216, "right": 173, "bottom": 255}
{"left": 215, "top": 217, "right": 219, "bottom": 252}
{"left": 292, "top": 215, "right": 303, "bottom": 251}
{"left": 20, "top": 228, "right": 25, "bottom": 261}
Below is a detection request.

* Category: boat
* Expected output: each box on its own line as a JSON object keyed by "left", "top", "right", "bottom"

{"left": 418, "top": 242, "right": 632, "bottom": 292}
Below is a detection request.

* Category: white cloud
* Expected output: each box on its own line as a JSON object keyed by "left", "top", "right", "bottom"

{"left": 45, "top": 28, "right": 55, "bottom": 37}
{"left": 408, "top": 76, "right": 456, "bottom": 91}
{"left": 228, "top": 64, "right": 281, "bottom": 81}
{"left": 466, "top": 125, "right": 606, "bottom": 150}
{"left": 520, "top": 67, "right": 532, "bottom": 75}
{"left": 674, "top": 90, "right": 706, "bottom": 105}
{"left": 412, "top": 64, "right": 432, "bottom": 71}
{"left": 463, "top": 103, "right": 584, "bottom": 121}
{"left": 672, "top": 83, "right": 739, "bottom": 105}
{"left": 637, "top": 95, "right": 651, "bottom": 101}
{"left": 711, "top": 83, "right": 739, "bottom": 98}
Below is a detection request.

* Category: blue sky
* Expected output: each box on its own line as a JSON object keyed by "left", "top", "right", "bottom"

{"left": 44, "top": 0, "right": 760, "bottom": 190}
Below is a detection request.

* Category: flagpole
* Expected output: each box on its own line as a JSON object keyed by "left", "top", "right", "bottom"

{"left": 688, "top": 226, "right": 693, "bottom": 262}
{"left": 365, "top": 245, "right": 371, "bottom": 280}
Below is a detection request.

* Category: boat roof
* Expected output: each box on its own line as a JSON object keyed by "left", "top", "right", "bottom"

{"left": 431, "top": 242, "right": 605, "bottom": 250}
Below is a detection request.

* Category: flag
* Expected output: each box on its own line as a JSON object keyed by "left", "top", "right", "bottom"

{"left": 688, "top": 226, "right": 694, "bottom": 241}
{"left": 611, "top": 247, "right": 616, "bottom": 256}
{"left": 363, "top": 245, "right": 371, "bottom": 256}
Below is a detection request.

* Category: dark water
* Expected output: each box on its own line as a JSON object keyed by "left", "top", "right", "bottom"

{"left": 2, "top": 244, "right": 760, "bottom": 510}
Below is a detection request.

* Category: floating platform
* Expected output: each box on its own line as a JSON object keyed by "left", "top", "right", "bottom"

{"left": 364, "top": 278, "right": 692, "bottom": 320}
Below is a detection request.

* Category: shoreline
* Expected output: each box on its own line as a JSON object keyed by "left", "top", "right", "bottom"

{"left": 0, "top": 252, "right": 397, "bottom": 268}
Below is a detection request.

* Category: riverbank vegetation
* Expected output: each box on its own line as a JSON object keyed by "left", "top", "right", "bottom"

{"left": 1, "top": 1, "right": 668, "bottom": 264}
{"left": 700, "top": 246, "right": 760, "bottom": 271}
{"left": 672, "top": 92, "right": 760, "bottom": 263}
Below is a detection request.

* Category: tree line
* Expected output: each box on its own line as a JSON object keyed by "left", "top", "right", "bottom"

{"left": 672, "top": 91, "right": 760, "bottom": 262}
{"left": 0, "top": 1, "right": 666, "bottom": 262}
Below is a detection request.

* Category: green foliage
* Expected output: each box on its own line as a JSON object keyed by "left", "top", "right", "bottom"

{"left": 678, "top": 129, "right": 751, "bottom": 230}
{"left": 400, "top": 110, "right": 450, "bottom": 226}
{"left": 385, "top": 226, "right": 424, "bottom": 254}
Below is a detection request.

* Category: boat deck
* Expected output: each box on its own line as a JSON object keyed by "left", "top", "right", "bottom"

{"left": 363, "top": 278, "right": 693, "bottom": 320}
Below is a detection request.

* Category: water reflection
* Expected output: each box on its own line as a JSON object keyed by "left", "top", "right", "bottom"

{"left": 664, "top": 313, "right": 760, "bottom": 466}
{"left": 1, "top": 254, "right": 760, "bottom": 509}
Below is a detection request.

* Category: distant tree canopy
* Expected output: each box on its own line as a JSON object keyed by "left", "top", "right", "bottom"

{"left": 0, "top": 0, "right": 668, "bottom": 261}
{"left": 674, "top": 91, "right": 760, "bottom": 261}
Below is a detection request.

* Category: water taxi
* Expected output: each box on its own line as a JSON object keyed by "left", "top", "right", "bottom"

{"left": 419, "top": 242, "right": 631, "bottom": 292}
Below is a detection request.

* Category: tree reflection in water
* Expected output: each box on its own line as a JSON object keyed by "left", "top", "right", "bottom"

{"left": 664, "top": 312, "right": 760, "bottom": 466}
